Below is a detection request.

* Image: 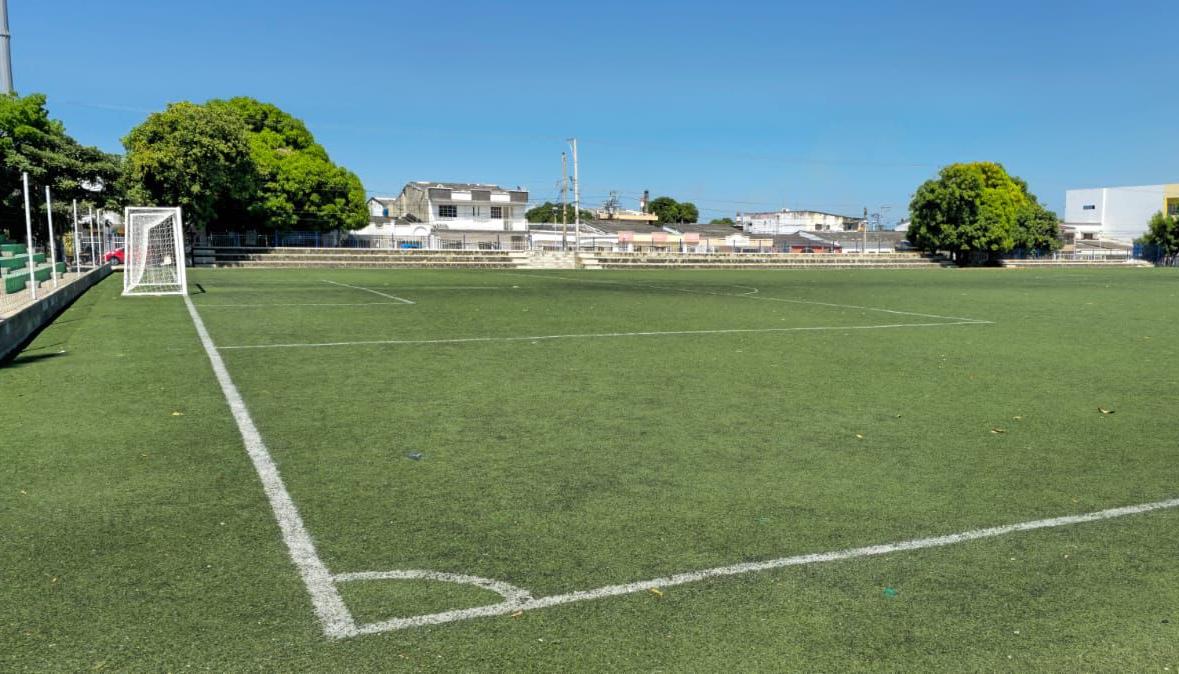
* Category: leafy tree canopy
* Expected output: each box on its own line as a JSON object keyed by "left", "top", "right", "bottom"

{"left": 0, "top": 93, "right": 123, "bottom": 240}
{"left": 907, "top": 162, "right": 1059, "bottom": 262}
{"left": 1141, "top": 211, "right": 1179, "bottom": 260}
{"left": 525, "top": 201, "right": 594, "bottom": 224}
{"left": 709, "top": 217, "right": 736, "bottom": 225}
{"left": 123, "top": 101, "right": 257, "bottom": 230}
{"left": 124, "top": 97, "right": 366, "bottom": 232}
{"left": 648, "top": 196, "right": 699, "bottom": 224}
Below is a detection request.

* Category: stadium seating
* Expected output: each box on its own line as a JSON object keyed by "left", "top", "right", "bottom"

{"left": 195, "top": 247, "right": 525, "bottom": 269}
{"left": 0, "top": 234, "right": 69, "bottom": 297}
{"left": 580, "top": 251, "right": 954, "bottom": 270}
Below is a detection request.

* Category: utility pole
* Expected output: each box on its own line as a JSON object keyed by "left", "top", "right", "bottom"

{"left": 561, "top": 151, "right": 568, "bottom": 251}
{"left": 0, "top": 0, "right": 13, "bottom": 95}
{"left": 568, "top": 138, "right": 580, "bottom": 252}
{"left": 862, "top": 207, "right": 868, "bottom": 254}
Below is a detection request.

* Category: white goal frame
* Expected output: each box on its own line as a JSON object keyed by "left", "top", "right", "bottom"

{"left": 122, "top": 207, "right": 187, "bottom": 296}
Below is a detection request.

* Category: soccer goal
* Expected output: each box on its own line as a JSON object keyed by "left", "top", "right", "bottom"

{"left": 123, "top": 207, "right": 187, "bottom": 296}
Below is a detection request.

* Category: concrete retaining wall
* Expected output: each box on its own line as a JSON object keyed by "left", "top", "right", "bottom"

{"left": 0, "top": 265, "right": 113, "bottom": 363}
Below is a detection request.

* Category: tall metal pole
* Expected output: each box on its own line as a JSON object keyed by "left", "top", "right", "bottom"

{"left": 0, "top": 0, "right": 13, "bottom": 95}
{"left": 72, "top": 199, "right": 81, "bottom": 273}
{"left": 88, "top": 205, "right": 96, "bottom": 266}
{"left": 97, "top": 208, "right": 106, "bottom": 263}
{"left": 45, "top": 186, "right": 58, "bottom": 288}
{"left": 22, "top": 172, "right": 35, "bottom": 299}
{"left": 568, "top": 138, "right": 580, "bottom": 252}
{"left": 561, "top": 151, "right": 568, "bottom": 251}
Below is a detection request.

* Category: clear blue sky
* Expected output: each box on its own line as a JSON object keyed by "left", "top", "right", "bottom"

{"left": 11, "top": 0, "right": 1178, "bottom": 224}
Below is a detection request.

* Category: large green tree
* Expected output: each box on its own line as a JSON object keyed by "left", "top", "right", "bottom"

{"left": 123, "top": 101, "right": 257, "bottom": 230}
{"left": 907, "top": 162, "right": 1059, "bottom": 262}
{"left": 1141, "top": 211, "right": 1179, "bottom": 261}
{"left": 0, "top": 93, "right": 123, "bottom": 241}
{"left": 648, "top": 196, "right": 699, "bottom": 224}
{"left": 209, "top": 98, "right": 366, "bottom": 232}
{"left": 124, "top": 98, "right": 366, "bottom": 232}
{"left": 524, "top": 201, "right": 594, "bottom": 224}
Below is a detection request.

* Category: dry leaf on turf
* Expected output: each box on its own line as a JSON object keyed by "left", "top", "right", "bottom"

{"left": 649, "top": 588, "right": 664, "bottom": 597}
{"left": 991, "top": 428, "right": 1007, "bottom": 434}
{"left": 1098, "top": 407, "right": 1115, "bottom": 415}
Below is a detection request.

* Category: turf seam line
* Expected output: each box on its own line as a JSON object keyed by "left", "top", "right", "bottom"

{"left": 347, "top": 496, "right": 1179, "bottom": 635}
{"left": 214, "top": 321, "right": 988, "bottom": 350}
{"left": 184, "top": 296, "right": 358, "bottom": 639}
{"left": 321, "top": 279, "right": 415, "bottom": 304}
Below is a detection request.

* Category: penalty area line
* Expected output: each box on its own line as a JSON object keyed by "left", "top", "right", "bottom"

{"left": 350, "top": 495, "right": 1179, "bottom": 635}
{"left": 216, "top": 320, "right": 989, "bottom": 351}
{"left": 194, "top": 302, "right": 411, "bottom": 308}
{"left": 322, "top": 279, "right": 415, "bottom": 304}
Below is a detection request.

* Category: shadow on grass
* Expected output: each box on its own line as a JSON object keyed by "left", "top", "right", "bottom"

{"left": 2, "top": 350, "right": 68, "bottom": 369}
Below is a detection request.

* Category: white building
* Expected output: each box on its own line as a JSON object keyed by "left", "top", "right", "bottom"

{"left": 737, "top": 209, "right": 866, "bottom": 235}
{"left": 1064, "top": 184, "right": 1179, "bottom": 243}
{"left": 395, "top": 182, "right": 528, "bottom": 232}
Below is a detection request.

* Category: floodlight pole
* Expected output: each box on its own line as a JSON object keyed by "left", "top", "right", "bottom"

{"left": 0, "top": 0, "right": 13, "bottom": 95}
{"left": 22, "top": 172, "right": 35, "bottom": 299}
{"left": 72, "top": 199, "right": 81, "bottom": 273}
{"left": 45, "top": 186, "right": 58, "bottom": 288}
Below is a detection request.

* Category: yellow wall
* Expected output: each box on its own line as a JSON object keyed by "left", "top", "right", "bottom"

{"left": 1166, "top": 184, "right": 1179, "bottom": 217}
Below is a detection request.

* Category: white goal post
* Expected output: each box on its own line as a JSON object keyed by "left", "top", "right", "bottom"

{"left": 123, "top": 207, "right": 187, "bottom": 296}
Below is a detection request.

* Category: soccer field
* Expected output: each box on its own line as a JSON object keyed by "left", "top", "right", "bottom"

{"left": 4, "top": 267, "right": 1179, "bottom": 670}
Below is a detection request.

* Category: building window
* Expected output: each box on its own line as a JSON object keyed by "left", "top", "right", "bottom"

{"left": 1082, "top": 233, "right": 1095, "bottom": 240}
{"left": 438, "top": 204, "right": 457, "bottom": 218}
{"left": 1082, "top": 205, "right": 1096, "bottom": 210}
{"left": 472, "top": 206, "right": 482, "bottom": 218}
{"left": 490, "top": 206, "right": 503, "bottom": 219}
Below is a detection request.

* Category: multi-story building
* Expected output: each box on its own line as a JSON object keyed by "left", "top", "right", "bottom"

{"left": 1064, "top": 184, "right": 1179, "bottom": 242}
{"left": 394, "top": 181, "right": 529, "bottom": 231}
{"left": 737, "top": 209, "right": 866, "bottom": 235}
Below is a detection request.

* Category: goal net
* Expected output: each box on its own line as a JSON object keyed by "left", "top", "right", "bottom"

{"left": 123, "top": 207, "right": 187, "bottom": 296}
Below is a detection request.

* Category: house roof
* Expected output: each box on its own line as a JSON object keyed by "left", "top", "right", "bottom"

{"left": 409, "top": 181, "right": 525, "bottom": 193}
{"left": 741, "top": 209, "right": 866, "bottom": 221}
{"left": 664, "top": 222, "right": 744, "bottom": 237}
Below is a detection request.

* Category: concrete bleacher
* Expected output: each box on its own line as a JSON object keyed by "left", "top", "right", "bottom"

{"left": 999, "top": 258, "right": 1153, "bottom": 269}
{"left": 580, "top": 251, "right": 954, "bottom": 270}
{"left": 0, "top": 235, "right": 67, "bottom": 296}
{"left": 195, "top": 247, "right": 525, "bottom": 269}
{"left": 194, "top": 246, "right": 957, "bottom": 270}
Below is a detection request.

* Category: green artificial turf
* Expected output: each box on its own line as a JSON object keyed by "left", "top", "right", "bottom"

{"left": 2, "top": 267, "right": 1177, "bottom": 671}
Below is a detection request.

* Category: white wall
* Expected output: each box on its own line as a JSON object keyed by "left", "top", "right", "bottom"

{"left": 1065, "top": 185, "right": 1164, "bottom": 242}
{"left": 431, "top": 202, "right": 526, "bottom": 231}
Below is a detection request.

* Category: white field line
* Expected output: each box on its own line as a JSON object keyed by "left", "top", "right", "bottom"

{"left": 322, "top": 279, "right": 414, "bottom": 304}
{"left": 349, "top": 496, "right": 1179, "bottom": 635}
{"left": 195, "top": 302, "right": 408, "bottom": 308}
{"left": 506, "top": 273, "right": 992, "bottom": 325}
{"left": 216, "top": 320, "right": 985, "bottom": 351}
{"left": 184, "top": 296, "right": 358, "bottom": 639}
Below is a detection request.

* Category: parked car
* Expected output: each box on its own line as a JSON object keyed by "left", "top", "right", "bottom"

{"left": 104, "top": 247, "right": 125, "bottom": 265}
